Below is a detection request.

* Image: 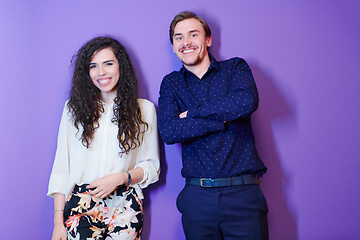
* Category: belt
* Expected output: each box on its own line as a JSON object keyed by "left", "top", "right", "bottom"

{"left": 186, "top": 174, "right": 260, "bottom": 187}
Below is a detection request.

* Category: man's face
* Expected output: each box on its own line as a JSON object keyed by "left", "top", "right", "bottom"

{"left": 172, "top": 18, "right": 212, "bottom": 67}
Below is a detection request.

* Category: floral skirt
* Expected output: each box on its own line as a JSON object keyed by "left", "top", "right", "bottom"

{"left": 63, "top": 184, "right": 143, "bottom": 240}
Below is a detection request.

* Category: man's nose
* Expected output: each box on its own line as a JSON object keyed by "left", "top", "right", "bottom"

{"left": 183, "top": 36, "right": 191, "bottom": 46}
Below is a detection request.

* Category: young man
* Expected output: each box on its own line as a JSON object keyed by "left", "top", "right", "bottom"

{"left": 158, "top": 11, "right": 269, "bottom": 239}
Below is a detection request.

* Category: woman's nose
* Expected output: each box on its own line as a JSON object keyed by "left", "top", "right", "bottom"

{"left": 98, "top": 65, "right": 106, "bottom": 76}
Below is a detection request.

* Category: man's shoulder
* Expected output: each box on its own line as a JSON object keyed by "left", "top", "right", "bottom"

{"left": 161, "top": 70, "right": 183, "bottom": 87}
{"left": 163, "top": 70, "right": 182, "bottom": 80}
{"left": 219, "top": 57, "right": 246, "bottom": 65}
{"left": 216, "top": 57, "right": 250, "bottom": 72}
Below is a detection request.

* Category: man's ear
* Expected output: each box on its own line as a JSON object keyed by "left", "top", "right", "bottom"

{"left": 206, "top": 36, "right": 212, "bottom": 48}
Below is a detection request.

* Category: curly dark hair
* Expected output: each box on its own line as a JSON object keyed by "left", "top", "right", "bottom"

{"left": 68, "top": 36, "right": 148, "bottom": 154}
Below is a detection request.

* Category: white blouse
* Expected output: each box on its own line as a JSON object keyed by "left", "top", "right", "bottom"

{"left": 47, "top": 99, "right": 160, "bottom": 200}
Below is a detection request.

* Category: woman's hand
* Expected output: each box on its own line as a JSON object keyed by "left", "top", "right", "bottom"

{"left": 51, "top": 222, "right": 67, "bottom": 240}
{"left": 52, "top": 193, "right": 67, "bottom": 240}
{"left": 86, "top": 172, "right": 127, "bottom": 199}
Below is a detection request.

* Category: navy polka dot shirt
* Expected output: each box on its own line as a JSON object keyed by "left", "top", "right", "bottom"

{"left": 158, "top": 55, "right": 266, "bottom": 178}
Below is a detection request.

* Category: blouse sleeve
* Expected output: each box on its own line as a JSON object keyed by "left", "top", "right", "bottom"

{"left": 47, "top": 102, "right": 71, "bottom": 198}
{"left": 133, "top": 100, "right": 160, "bottom": 189}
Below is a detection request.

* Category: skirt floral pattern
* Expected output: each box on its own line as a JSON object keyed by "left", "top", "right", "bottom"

{"left": 63, "top": 184, "right": 143, "bottom": 240}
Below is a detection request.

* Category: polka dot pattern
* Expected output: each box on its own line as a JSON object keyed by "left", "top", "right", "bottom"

{"left": 158, "top": 56, "right": 266, "bottom": 178}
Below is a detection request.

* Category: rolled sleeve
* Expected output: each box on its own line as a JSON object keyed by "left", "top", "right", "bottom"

{"left": 47, "top": 103, "right": 71, "bottom": 198}
{"left": 134, "top": 100, "right": 160, "bottom": 189}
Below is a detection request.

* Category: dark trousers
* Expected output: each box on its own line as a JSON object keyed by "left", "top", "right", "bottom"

{"left": 176, "top": 184, "right": 269, "bottom": 240}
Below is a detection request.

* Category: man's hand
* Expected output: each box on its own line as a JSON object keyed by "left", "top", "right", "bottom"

{"left": 179, "top": 110, "right": 188, "bottom": 118}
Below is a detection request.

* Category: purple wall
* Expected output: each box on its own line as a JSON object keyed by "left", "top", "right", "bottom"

{"left": 1, "top": 1, "right": 359, "bottom": 239}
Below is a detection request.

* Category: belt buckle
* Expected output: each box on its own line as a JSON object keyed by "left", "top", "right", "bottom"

{"left": 200, "top": 178, "right": 214, "bottom": 187}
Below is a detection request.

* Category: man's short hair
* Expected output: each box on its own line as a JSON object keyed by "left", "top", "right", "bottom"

{"left": 169, "top": 11, "right": 212, "bottom": 44}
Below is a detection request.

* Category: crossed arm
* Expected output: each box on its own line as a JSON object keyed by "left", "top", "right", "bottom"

{"left": 158, "top": 78, "right": 226, "bottom": 144}
{"left": 158, "top": 58, "right": 259, "bottom": 144}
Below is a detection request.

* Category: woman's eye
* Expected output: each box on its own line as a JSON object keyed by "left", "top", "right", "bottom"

{"left": 89, "top": 65, "right": 96, "bottom": 69}
{"left": 105, "top": 62, "right": 113, "bottom": 66}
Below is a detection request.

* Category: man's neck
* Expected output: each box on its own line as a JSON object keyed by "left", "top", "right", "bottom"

{"left": 184, "top": 55, "right": 211, "bottom": 79}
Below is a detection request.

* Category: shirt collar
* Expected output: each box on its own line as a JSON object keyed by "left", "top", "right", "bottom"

{"left": 100, "top": 99, "right": 115, "bottom": 110}
{"left": 180, "top": 54, "right": 220, "bottom": 79}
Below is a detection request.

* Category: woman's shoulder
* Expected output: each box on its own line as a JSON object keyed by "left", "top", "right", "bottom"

{"left": 59, "top": 99, "right": 73, "bottom": 120}
{"left": 137, "top": 98, "right": 155, "bottom": 109}
{"left": 62, "top": 99, "right": 72, "bottom": 113}
{"left": 137, "top": 98, "right": 156, "bottom": 118}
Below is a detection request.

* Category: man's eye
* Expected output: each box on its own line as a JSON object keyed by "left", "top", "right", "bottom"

{"left": 175, "top": 36, "right": 183, "bottom": 40}
{"left": 191, "top": 34, "right": 197, "bottom": 37}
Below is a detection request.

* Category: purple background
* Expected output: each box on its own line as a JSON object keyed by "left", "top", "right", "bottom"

{"left": 1, "top": 1, "right": 360, "bottom": 239}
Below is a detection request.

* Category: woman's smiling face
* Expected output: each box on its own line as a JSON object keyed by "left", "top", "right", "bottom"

{"left": 89, "top": 47, "right": 120, "bottom": 102}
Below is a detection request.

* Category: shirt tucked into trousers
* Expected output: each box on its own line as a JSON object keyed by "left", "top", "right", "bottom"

{"left": 158, "top": 55, "right": 269, "bottom": 239}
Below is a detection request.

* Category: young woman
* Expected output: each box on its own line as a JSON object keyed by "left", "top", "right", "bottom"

{"left": 48, "top": 37, "right": 160, "bottom": 240}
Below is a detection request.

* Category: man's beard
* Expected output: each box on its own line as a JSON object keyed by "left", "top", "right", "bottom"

{"left": 181, "top": 55, "right": 202, "bottom": 67}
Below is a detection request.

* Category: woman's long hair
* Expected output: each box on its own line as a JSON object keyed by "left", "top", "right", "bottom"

{"left": 68, "top": 36, "right": 148, "bottom": 154}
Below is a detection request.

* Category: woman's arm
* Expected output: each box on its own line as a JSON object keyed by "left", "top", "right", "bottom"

{"left": 86, "top": 168, "right": 144, "bottom": 199}
{"left": 86, "top": 100, "right": 160, "bottom": 199}
{"left": 51, "top": 193, "right": 67, "bottom": 240}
